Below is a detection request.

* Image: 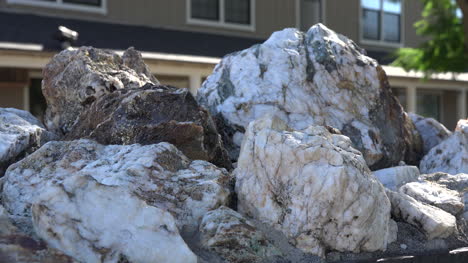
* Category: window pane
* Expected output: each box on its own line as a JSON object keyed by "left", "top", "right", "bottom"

{"left": 63, "top": 0, "right": 101, "bottom": 6}
{"left": 362, "top": 9, "right": 380, "bottom": 40}
{"left": 362, "top": 0, "right": 380, "bottom": 10}
{"left": 191, "top": 0, "right": 219, "bottom": 21}
{"left": 225, "top": 0, "right": 251, "bottom": 25}
{"left": 383, "top": 0, "right": 401, "bottom": 14}
{"left": 383, "top": 13, "right": 400, "bottom": 42}
{"left": 417, "top": 92, "right": 441, "bottom": 121}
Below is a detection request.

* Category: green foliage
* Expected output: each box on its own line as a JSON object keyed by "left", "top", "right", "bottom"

{"left": 392, "top": 0, "right": 467, "bottom": 74}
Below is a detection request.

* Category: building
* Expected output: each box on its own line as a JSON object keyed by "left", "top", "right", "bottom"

{"left": 0, "top": 0, "right": 466, "bottom": 129}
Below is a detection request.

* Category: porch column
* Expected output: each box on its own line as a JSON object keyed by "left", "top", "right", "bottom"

{"left": 406, "top": 85, "right": 417, "bottom": 113}
{"left": 457, "top": 88, "right": 467, "bottom": 120}
{"left": 189, "top": 74, "right": 202, "bottom": 96}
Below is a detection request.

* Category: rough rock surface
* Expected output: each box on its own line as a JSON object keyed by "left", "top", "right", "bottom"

{"left": 199, "top": 206, "right": 282, "bottom": 263}
{"left": 42, "top": 46, "right": 158, "bottom": 135}
{"left": 386, "top": 190, "right": 456, "bottom": 240}
{"left": 2, "top": 139, "right": 233, "bottom": 234}
{"left": 0, "top": 205, "right": 17, "bottom": 236}
{"left": 0, "top": 235, "right": 75, "bottom": 263}
{"left": 197, "top": 24, "right": 421, "bottom": 169}
{"left": 400, "top": 182, "right": 464, "bottom": 215}
{"left": 65, "top": 84, "right": 231, "bottom": 169}
{"left": 0, "top": 108, "right": 55, "bottom": 176}
{"left": 373, "top": 166, "right": 420, "bottom": 191}
{"left": 235, "top": 115, "right": 393, "bottom": 256}
{"left": 409, "top": 113, "right": 452, "bottom": 154}
{"left": 32, "top": 174, "right": 197, "bottom": 263}
{"left": 420, "top": 119, "right": 468, "bottom": 174}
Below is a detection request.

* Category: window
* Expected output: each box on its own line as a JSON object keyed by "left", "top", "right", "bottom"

{"left": 391, "top": 87, "right": 407, "bottom": 109}
{"left": 7, "top": 0, "right": 106, "bottom": 13}
{"left": 188, "top": 0, "right": 255, "bottom": 30}
{"left": 417, "top": 90, "right": 442, "bottom": 121}
{"left": 361, "top": 0, "right": 402, "bottom": 44}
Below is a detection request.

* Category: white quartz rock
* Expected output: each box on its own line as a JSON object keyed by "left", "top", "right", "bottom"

{"left": 420, "top": 119, "right": 468, "bottom": 174}
{"left": 400, "top": 181, "right": 464, "bottom": 215}
{"left": 386, "top": 190, "right": 456, "bottom": 239}
{"left": 32, "top": 174, "right": 197, "bottom": 263}
{"left": 0, "top": 108, "right": 55, "bottom": 176}
{"left": 409, "top": 113, "right": 452, "bottom": 154}
{"left": 199, "top": 206, "right": 282, "bottom": 262}
{"left": 235, "top": 115, "right": 393, "bottom": 256}
{"left": 2, "top": 139, "right": 232, "bottom": 233}
{"left": 373, "top": 166, "right": 420, "bottom": 191}
{"left": 197, "top": 24, "right": 421, "bottom": 169}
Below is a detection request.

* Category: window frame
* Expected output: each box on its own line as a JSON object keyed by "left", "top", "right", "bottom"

{"left": 187, "top": 0, "right": 256, "bottom": 32}
{"left": 7, "top": 0, "right": 107, "bottom": 14}
{"left": 359, "top": 0, "right": 404, "bottom": 48}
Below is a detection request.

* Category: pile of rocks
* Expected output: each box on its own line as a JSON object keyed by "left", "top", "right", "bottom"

{"left": 0, "top": 24, "right": 467, "bottom": 263}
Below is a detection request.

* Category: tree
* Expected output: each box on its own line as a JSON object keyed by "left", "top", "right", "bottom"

{"left": 393, "top": 0, "right": 468, "bottom": 74}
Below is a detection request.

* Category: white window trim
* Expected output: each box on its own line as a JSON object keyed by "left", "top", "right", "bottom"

{"left": 7, "top": 0, "right": 107, "bottom": 15}
{"left": 359, "top": 0, "right": 404, "bottom": 48}
{"left": 186, "top": 0, "right": 256, "bottom": 32}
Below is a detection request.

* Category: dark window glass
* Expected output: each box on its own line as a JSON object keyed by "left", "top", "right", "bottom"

{"left": 383, "top": 13, "right": 400, "bottom": 42}
{"left": 63, "top": 0, "right": 101, "bottom": 6}
{"left": 362, "top": 9, "right": 380, "bottom": 40}
{"left": 191, "top": 0, "right": 219, "bottom": 21}
{"left": 225, "top": 0, "right": 250, "bottom": 25}
{"left": 417, "top": 92, "right": 441, "bottom": 121}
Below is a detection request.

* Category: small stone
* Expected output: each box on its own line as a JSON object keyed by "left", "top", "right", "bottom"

{"left": 373, "top": 166, "right": 420, "bottom": 191}
{"left": 400, "top": 244, "right": 408, "bottom": 250}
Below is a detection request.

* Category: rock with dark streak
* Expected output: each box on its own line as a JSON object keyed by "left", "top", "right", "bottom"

{"left": 42, "top": 46, "right": 158, "bottom": 136}
{"left": 197, "top": 24, "right": 422, "bottom": 169}
{"left": 65, "top": 84, "right": 232, "bottom": 169}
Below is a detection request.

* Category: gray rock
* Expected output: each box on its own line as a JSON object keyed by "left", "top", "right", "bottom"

{"left": 373, "top": 165, "right": 420, "bottom": 191}
{"left": 409, "top": 113, "right": 452, "bottom": 154}
{"left": 0, "top": 108, "right": 56, "bottom": 176}
{"left": 2, "top": 140, "right": 233, "bottom": 234}
{"left": 199, "top": 206, "right": 282, "bottom": 263}
{"left": 42, "top": 47, "right": 158, "bottom": 136}
{"left": 65, "top": 84, "right": 231, "bottom": 169}
{"left": 420, "top": 119, "right": 468, "bottom": 174}
{"left": 197, "top": 24, "right": 422, "bottom": 169}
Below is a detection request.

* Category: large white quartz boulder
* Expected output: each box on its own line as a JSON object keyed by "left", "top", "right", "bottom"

{"left": 373, "top": 165, "right": 420, "bottom": 191}
{"left": 0, "top": 205, "right": 17, "bottom": 236}
{"left": 199, "top": 206, "right": 282, "bottom": 262}
{"left": 42, "top": 47, "right": 158, "bottom": 136}
{"left": 420, "top": 119, "right": 468, "bottom": 174}
{"left": 32, "top": 174, "right": 196, "bottom": 263}
{"left": 198, "top": 24, "right": 421, "bottom": 169}
{"left": 409, "top": 113, "right": 452, "bottom": 154}
{"left": 235, "top": 115, "right": 393, "bottom": 256}
{"left": 0, "top": 108, "right": 55, "bottom": 176}
{"left": 400, "top": 182, "right": 464, "bottom": 215}
{"left": 2, "top": 140, "right": 232, "bottom": 233}
{"left": 386, "top": 190, "right": 456, "bottom": 240}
